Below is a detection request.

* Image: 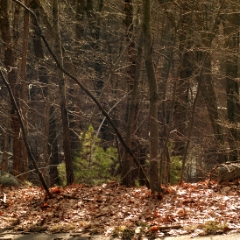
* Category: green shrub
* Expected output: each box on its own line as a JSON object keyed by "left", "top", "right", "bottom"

{"left": 170, "top": 156, "right": 182, "bottom": 184}
{"left": 58, "top": 125, "right": 118, "bottom": 185}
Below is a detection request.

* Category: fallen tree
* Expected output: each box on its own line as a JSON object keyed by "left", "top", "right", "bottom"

{"left": 210, "top": 162, "right": 240, "bottom": 183}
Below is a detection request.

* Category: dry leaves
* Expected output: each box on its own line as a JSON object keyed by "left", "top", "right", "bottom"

{"left": 0, "top": 180, "right": 240, "bottom": 238}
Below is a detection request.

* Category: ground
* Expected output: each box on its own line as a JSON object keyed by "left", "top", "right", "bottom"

{"left": 0, "top": 180, "right": 240, "bottom": 239}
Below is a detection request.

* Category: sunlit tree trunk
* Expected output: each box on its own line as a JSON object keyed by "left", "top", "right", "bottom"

{"left": 53, "top": 0, "right": 74, "bottom": 184}
{"left": 142, "top": 0, "right": 160, "bottom": 194}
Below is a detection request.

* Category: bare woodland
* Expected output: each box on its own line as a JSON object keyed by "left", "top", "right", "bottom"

{"left": 0, "top": 0, "right": 240, "bottom": 194}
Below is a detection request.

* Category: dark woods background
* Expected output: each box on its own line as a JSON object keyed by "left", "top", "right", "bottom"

{"left": 0, "top": 0, "right": 239, "bottom": 191}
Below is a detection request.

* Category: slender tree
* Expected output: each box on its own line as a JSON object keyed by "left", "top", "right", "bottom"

{"left": 121, "top": 0, "right": 138, "bottom": 186}
{"left": 53, "top": 0, "right": 74, "bottom": 184}
{"left": 19, "top": 0, "right": 30, "bottom": 180}
{"left": 143, "top": 0, "right": 161, "bottom": 194}
{"left": 0, "top": 1, "right": 23, "bottom": 176}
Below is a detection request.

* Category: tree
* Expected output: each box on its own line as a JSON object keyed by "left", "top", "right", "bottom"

{"left": 223, "top": 1, "right": 240, "bottom": 161}
{"left": 0, "top": 1, "right": 24, "bottom": 177}
{"left": 143, "top": 0, "right": 161, "bottom": 194}
{"left": 53, "top": 0, "right": 74, "bottom": 185}
{"left": 195, "top": 1, "right": 226, "bottom": 163}
{"left": 121, "top": 0, "right": 139, "bottom": 187}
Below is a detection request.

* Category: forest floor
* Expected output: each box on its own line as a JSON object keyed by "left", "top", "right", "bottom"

{"left": 0, "top": 180, "right": 240, "bottom": 239}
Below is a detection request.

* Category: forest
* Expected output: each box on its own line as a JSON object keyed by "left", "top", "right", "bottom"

{"left": 0, "top": 0, "right": 240, "bottom": 196}
{"left": 1, "top": 0, "right": 240, "bottom": 238}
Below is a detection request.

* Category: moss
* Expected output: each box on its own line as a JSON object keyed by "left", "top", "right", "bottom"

{"left": 203, "top": 221, "right": 228, "bottom": 234}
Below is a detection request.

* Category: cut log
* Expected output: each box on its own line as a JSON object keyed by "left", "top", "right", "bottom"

{"left": 217, "top": 162, "right": 240, "bottom": 183}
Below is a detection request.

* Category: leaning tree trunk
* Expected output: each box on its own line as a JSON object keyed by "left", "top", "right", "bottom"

{"left": 142, "top": 0, "right": 161, "bottom": 194}
{"left": 53, "top": 0, "right": 74, "bottom": 185}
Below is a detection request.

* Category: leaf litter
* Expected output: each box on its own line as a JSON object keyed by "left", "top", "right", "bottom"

{"left": 0, "top": 180, "right": 240, "bottom": 238}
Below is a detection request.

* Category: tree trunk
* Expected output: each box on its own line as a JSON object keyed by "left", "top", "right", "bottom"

{"left": 195, "top": 3, "right": 226, "bottom": 164}
{"left": 198, "top": 55, "right": 226, "bottom": 163}
{"left": 0, "top": 1, "right": 22, "bottom": 176}
{"left": 53, "top": 0, "right": 74, "bottom": 185}
{"left": 173, "top": 1, "right": 193, "bottom": 157}
{"left": 121, "top": 33, "right": 144, "bottom": 186}
{"left": 48, "top": 106, "right": 60, "bottom": 185}
{"left": 19, "top": 0, "right": 30, "bottom": 180}
{"left": 76, "top": 0, "right": 85, "bottom": 40}
{"left": 1, "top": 109, "right": 10, "bottom": 172}
{"left": 121, "top": 0, "right": 138, "bottom": 187}
{"left": 142, "top": 0, "right": 160, "bottom": 194}
{"left": 31, "top": 0, "right": 54, "bottom": 183}
{"left": 224, "top": 4, "right": 240, "bottom": 161}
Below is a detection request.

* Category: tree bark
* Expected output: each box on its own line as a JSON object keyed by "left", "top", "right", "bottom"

{"left": 53, "top": 0, "right": 74, "bottom": 185}
{"left": 121, "top": 32, "right": 143, "bottom": 186}
{"left": 121, "top": 0, "right": 138, "bottom": 187}
{"left": 180, "top": 0, "right": 225, "bottom": 181}
{"left": 224, "top": 4, "right": 240, "bottom": 161}
{"left": 142, "top": 0, "right": 160, "bottom": 194}
{"left": 0, "top": 71, "right": 51, "bottom": 196}
{"left": 76, "top": 0, "right": 85, "bottom": 40}
{"left": 19, "top": 0, "right": 30, "bottom": 180}
{"left": 173, "top": 1, "right": 193, "bottom": 157}
{"left": 1, "top": 109, "right": 10, "bottom": 172}
{"left": 31, "top": 0, "right": 57, "bottom": 184}
{"left": 48, "top": 106, "right": 60, "bottom": 185}
{"left": 195, "top": 3, "right": 226, "bottom": 164}
{"left": 0, "top": 1, "right": 22, "bottom": 177}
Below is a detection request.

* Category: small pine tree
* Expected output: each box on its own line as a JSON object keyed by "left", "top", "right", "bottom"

{"left": 58, "top": 125, "right": 118, "bottom": 185}
{"left": 170, "top": 156, "right": 182, "bottom": 184}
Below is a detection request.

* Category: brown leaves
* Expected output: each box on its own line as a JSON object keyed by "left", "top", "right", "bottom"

{"left": 0, "top": 180, "right": 240, "bottom": 237}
